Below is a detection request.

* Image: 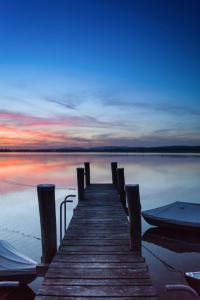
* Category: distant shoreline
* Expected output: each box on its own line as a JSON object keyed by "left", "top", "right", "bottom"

{"left": 0, "top": 146, "right": 200, "bottom": 153}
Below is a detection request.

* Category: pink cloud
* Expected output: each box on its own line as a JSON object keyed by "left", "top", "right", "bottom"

{"left": 0, "top": 110, "right": 123, "bottom": 128}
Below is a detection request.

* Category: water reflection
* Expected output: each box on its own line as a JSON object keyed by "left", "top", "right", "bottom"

{"left": 143, "top": 227, "right": 200, "bottom": 253}
{"left": 0, "top": 153, "right": 199, "bottom": 299}
{"left": 0, "top": 285, "right": 35, "bottom": 300}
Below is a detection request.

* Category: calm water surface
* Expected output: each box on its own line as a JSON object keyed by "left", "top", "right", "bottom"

{"left": 0, "top": 153, "right": 200, "bottom": 299}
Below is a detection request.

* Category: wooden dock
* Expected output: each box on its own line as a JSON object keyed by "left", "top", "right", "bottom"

{"left": 35, "top": 183, "right": 157, "bottom": 299}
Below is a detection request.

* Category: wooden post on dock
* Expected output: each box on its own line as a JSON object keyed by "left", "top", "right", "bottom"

{"left": 125, "top": 184, "right": 141, "bottom": 252}
{"left": 117, "top": 168, "right": 126, "bottom": 211}
{"left": 77, "top": 167, "right": 84, "bottom": 201}
{"left": 37, "top": 184, "right": 57, "bottom": 264}
{"left": 84, "top": 162, "right": 90, "bottom": 186}
{"left": 111, "top": 162, "right": 118, "bottom": 189}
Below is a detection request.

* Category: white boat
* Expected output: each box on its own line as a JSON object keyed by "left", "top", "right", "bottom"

{"left": 142, "top": 201, "right": 200, "bottom": 231}
{"left": 0, "top": 240, "right": 37, "bottom": 285}
{"left": 185, "top": 272, "right": 200, "bottom": 296}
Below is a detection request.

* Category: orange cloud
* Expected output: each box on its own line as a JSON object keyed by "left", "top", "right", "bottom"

{"left": 0, "top": 109, "right": 125, "bottom": 149}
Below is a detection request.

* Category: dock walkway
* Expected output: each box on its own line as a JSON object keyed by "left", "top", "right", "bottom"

{"left": 36, "top": 183, "right": 157, "bottom": 299}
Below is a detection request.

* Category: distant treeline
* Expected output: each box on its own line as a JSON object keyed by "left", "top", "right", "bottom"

{"left": 1, "top": 146, "right": 200, "bottom": 153}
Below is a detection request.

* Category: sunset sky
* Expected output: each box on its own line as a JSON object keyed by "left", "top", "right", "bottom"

{"left": 0, "top": 0, "right": 199, "bottom": 149}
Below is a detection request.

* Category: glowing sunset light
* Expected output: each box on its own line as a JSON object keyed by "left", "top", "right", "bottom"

{"left": 0, "top": 0, "right": 199, "bottom": 149}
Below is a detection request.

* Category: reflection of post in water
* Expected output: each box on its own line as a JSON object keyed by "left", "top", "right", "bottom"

{"left": 0, "top": 284, "right": 35, "bottom": 300}
{"left": 143, "top": 227, "right": 200, "bottom": 296}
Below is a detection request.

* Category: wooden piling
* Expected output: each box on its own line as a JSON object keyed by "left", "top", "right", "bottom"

{"left": 84, "top": 162, "right": 90, "bottom": 186}
{"left": 111, "top": 162, "right": 118, "bottom": 189}
{"left": 117, "top": 168, "right": 126, "bottom": 211}
{"left": 77, "top": 167, "right": 84, "bottom": 201}
{"left": 37, "top": 184, "right": 57, "bottom": 263}
{"left": 125, "top": 184, "right": 141, "bottom": 252}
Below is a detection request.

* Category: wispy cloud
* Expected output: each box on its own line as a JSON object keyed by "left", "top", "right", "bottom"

{"left": 97, "top": 91, "right": 200, "bottom": 116}
{"left": 153, "top": 129, "right": 172, "bottom": 134}
{"left": 91, "top": 133, "right": 112, "bottom": 139}
{"left": 45, "top": 98, "right": 77, "bottom": 110}
{"left": 0, "top": 109, "right": 123, "bottom": 128}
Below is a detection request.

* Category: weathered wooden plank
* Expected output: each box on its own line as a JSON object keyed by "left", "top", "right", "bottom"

{"left": 74, "top": 212, "right": 125, "bottom": 215}
{"left": 45, "top": 268, "right": 149, "bottom": 279}
{"left": 73, "top": 213, "right": 126, "bottom": 215}
{"left": 42, "top": 278, "right": 152, "bottom": 286}
{"left": 65, "top": 233, "right": 129, "bottom": 237}
{"left": 74, "top": 206, "right": 123, "bottom": 209}
{"left": 35, "top": 297, "right": 158, "bottom": 300}
{"left": 50, "top": 262, "right": 147, "bottom": 269}
{"left": 37, "top": 285, "right": 156, "bottom": 297}
{"left": 72, "top": 219, "right": 127, "bottom": 221}
{"left": 64, "top": 234, "right": 129, "bottom": 239}
{"left": 65, "top": 231, "right": 129, "bottom": 235}
{"left": 64, "top": 234, "right": 130, "bottom": 238}
{"left": 58, "top": 245, "right": 131, "bottom": 252}
{"left": 78, "top": 198, "right": 119, "bottom": 200}
{"left": 72, "top": 217, "right": 127, "bottom": 220}
{"left": 73, "top": 209, "right": 125, "bottom": 212}
{"left": 73, "top": 213, "right": 125, "bottom": 215}
{"left": 53, "top": 254, "right": 145, "bottom": 263}
{"left": 77, "top": 204, "right": 122, "bottom": 206}
{"left": 66, "top": 228, "right": 129, "bottom": 232}
{"left": 68, "top": 225, "right": 129, "bottom": 229}
{"left": 57, "top": 251, "right": 142, "bottom": 255}
{"left": 61, "top": 239, "right": 130, "bottom": 246}
{"left": 70, "top": 218, "right": 128, "bottom": 221}
{"left": 69, "top": 222, "right": 128, "bottom": 226}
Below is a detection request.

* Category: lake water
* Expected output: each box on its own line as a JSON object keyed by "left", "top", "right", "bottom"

{"left": 0, "top": 152, "right": 200, "bottom": 299}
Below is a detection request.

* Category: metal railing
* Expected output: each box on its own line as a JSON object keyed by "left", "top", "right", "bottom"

{"left": 60, "top": 195, "right": 76, "bottom": 243}
{"left": 166, "top": 285, "right": 200, "bottom": 300}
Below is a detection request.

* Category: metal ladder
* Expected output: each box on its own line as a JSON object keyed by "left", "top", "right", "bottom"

{"left": 60, "top": 195, "right": 76, "bottom": 243}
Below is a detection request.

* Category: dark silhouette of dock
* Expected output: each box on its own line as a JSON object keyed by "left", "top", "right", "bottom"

{"left": 35, "top": 167, "right": 157, "bottom": 299}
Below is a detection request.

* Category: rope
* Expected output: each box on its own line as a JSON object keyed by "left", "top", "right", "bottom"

{"left": 0, "top": 179, "right": 36, "bottom": 187}
{"left": 0, "top": 226, "right": 41, "bottom": 241}
{"left": 142, "top": 243, "right": 185, "bottom": 276}
{"left": 0, "top": 179, "right": 76, "bottom": 190}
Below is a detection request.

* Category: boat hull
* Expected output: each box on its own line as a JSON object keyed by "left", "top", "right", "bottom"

{"left": 185, "top": 272, "right": 200, "bottom": 296}
{"left": 0, "top": 273, "right": 37, "bottom": 285}
{"left": 142, "top": 215, "right": 200, "bottom": 231}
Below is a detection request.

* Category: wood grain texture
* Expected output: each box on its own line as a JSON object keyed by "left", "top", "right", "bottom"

{"left": 49, "top": 262, "right": 147, "bottom": 269}
{"left": 35, "top": 297, "right": 158, "bottom": 300}
{"left": 52, "top": 253, "right": 145, "bottom": 263}
{"left": 45, "top": 268, "right": 149, "bottom": 279}
{"left": 42, "top": 278, "right": 152, "bottom": 286}
{"left": 37, "top": 285, "right": 156, "bottom": 297}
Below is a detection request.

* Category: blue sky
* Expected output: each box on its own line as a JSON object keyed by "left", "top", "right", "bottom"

{"left": 0, "top": 0, "right": 199, "bottom": 149}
